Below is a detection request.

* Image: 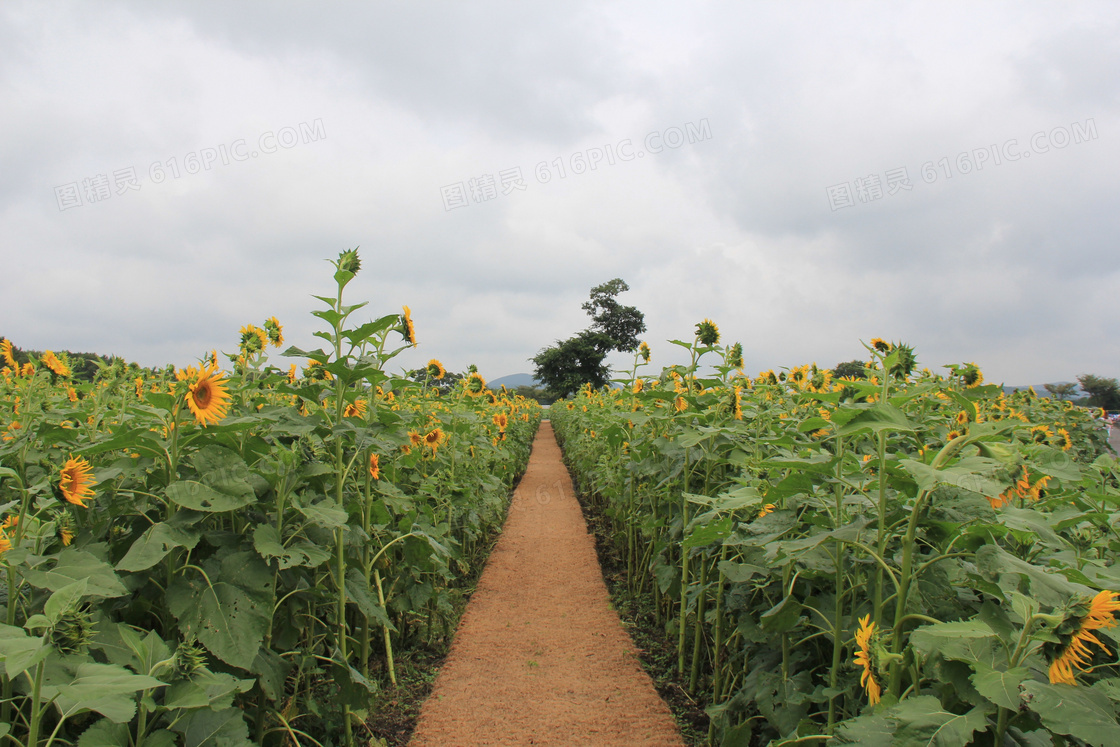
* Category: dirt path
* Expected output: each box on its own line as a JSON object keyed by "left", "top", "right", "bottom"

{"left": 409, "top": 421, "right": 684, "bottom": 747}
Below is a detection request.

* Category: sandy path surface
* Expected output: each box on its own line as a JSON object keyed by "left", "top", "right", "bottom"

{"left": 409, "top": 421, "right": 684, "bottom": 747}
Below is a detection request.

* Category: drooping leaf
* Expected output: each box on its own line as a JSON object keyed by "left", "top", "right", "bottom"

{"left": 1021, "top": 680, "right": 1120, "bottom": 746}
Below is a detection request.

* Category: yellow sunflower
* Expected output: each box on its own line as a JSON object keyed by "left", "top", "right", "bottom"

{"left": 59, "top": 456, "right": 95, "bottom": 507}
{"left": 369, "top": 453, "right": 380, "bottom": 480}
{"left": 493, "top": 413, "right": 509, "bottom": 429}
{"left": 1055, "top": 427, "right": 1073, "bottom": 452}
{"left": 182, "top": 363, "right": 232, "bottom": 427}
{"left": 1048, "top": 590, "right": 1120, "bottom": 685}
{"left": 639, "top": 341, "right": 651, "bottom": 363}
{"left": 287, "top": 364, "right": 298, "bottom": 384}
{"left": 42, "top": 350, "right": 71, "bottom": 377}
{"left": 632, "top": 378, "right": 644, "bottom": 394}
{"left": 0, "top": 338, "right": 16, "bottom": 369}
{"left": 423, "top": 427, "right": 446, "bottom": 453}
{"left": 401, "top": 306, "right": 416, "bottom": 345}
{"left": 426, "top": 359, "right": 446, "bottom": 380}
{"left": 67, "top": 387, "right": 78, "bottom": 403}
{"left": 239, "top": 324, "right": 268, "bottom": 355}
{"left": 674, "top": 396, "right": 687, "bottom": 413}
{"left": 732, "top": 386, "right": 743, "bottom": 420}
{"left": 344, "top": 399, "right": 367, "bottom": 418}
{"left": 264, "top": 316, "right": 284, "bottom": 347}
{"left": 464, "top": 372, "right": 486, "bottom": 397}
{"left": 854, "top": 614, "right": 881, "bottom": 705}
{"left": 757, "top": 503, "right": 775, "bottom": 519}
{"left": 869, "top": 338, "right": 892, "bottom": 353}
{"left": 696, "top": 319, "right": 720, "bottom": 346}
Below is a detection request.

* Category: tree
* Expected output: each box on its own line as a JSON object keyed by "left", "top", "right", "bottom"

{"left": 1076, "top": 374, "right": 1120, "bottom": 410}
{"left": 581, "top": 279, "right": 645, "bottom": 353}
{"left": 832, "top": 360, "right": 867, "bottom": 379}
{"left": 1043, "top": 382, "right": 1078, "bottom": 401}
{"left": 532, "top": 280, "right": 646, "bottom": 399}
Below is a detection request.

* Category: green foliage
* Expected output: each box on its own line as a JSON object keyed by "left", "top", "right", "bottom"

{"left": 1077, "top": 373, "right": 1120, "bottom": 410}
{"left": 0, "top": 253, "right": 542, "bottom": 746}
{"left": 551, "top": 335, "right": 1120, "bottom": 745}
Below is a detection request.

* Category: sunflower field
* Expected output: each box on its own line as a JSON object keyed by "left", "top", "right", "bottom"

{"left": 0, "top": 250, "right": 541, "bottom": 747}
{"left": 550, "top": 326, "right": 1120, "bottom": 746}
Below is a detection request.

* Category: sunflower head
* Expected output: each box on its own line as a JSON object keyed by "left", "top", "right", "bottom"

{"left": 632, "top": 378, "right": 644, "bottom": 394}
{"left": 264, "top": 317, "right": 284, "bottom": 347}
{"left": 464, "top": 371, "right": 486, "bottom": 396}
{"left": 400, "top": 306, "right": 417, "bottom": 345}
{"left": 423, "top": 428, "right": 446, "bottom": 453}
{"left": 1056, "top": 427, "right": 1073, "bottom": 452}
{"left": 335, "top": 247, "right": 361, "bottom": 276}
{"left": 0, "top": 338, "right": 16, "bottom": 369}
{"left": 426, "top": 359, "right": 446, "bottom": 380}
{"left": 696, "top": 319, "right": 720, "bottom": 347}
{"left": 757, "top": 503, "right": 775, "bottom": 519}
{"left": 731, "top": 386, "right": 743, "bottom": 420}
{"left": 674, "top": 396, "right": 688, "bottom": 413}
{"left": 638, "top": 341, "right": 651, "bottom": 363}
{"left": 369, "top": 453, "right": 380, "bottom": 480}
{"left": 304, "top": 359, "right": 333, "bottom": 381}
{"left": 42, "top": 350, "right": 71, "bottom": 378}
{"left": 869, "top": 338, "right": 892, "bottom": 354}
{"left": 493, "top": 413, "right": 509, "bottom": 429}
{"left": 726, "top": 342, "right": 744, "bottom": 370}
{"left": 184, "top": 363, "right": 232, "bottom": 427}
{"left": 21, "top": 362, "right": 35, "bottom": 377}
{"left": 239, "top": 324, "right": 268, "bottom": 355}
{"left": 854, "top": 614, "right": 882, "bottom": 705}
{"left": 50, "top": 605, "right": 95, "bottom": 655}
{"left": 59, "top": 456, "right": 95, "bottom": 507}
{"left": 1045, "top": 590, "right": 1120, "bottom": 685}
{"left": 343, "top": 399, "right": 368, "bottom": 418}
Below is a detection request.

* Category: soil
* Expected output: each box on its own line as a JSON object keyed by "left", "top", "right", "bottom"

{"left": 409, "top": 421, "right": 685, "bottom": 746}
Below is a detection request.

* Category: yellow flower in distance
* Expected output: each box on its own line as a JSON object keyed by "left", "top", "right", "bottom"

{"left": 264, "top": 316, "right": 284, "bottom": 347}
{"left": 0, "top": 338, "right": 16, "bottom": 369}
{"left": 426, "top": 359, "right": 446, "bottom": 380}
{"left": 59, "top": 456, "right": 95, "bottom": 507}
{"left": 854, "top": 614, "right": 881, "bottom": 705}
{"left": 401, "top": 306, "right": 417, "bottom": 345}
{"left": 368, "top": 453, "right": 380, "bottom": 480}
{"left": 423, "top": 427, "right": 446, "bottom": 454}
{"left": 42, "top": 350, "right": 71, "bottom": 377}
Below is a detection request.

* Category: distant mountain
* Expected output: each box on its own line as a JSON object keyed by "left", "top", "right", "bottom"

{"left": 488, "top": 373, "right": 540, "bottom": 389}
{"left": 1003, "top": 382, "right": 1087, "bottom": 397}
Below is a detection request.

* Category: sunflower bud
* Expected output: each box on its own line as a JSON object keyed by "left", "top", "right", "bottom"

{"left": 173, "top": 637, "right": 208, "bottom": 679}
{"left": 51, "top": 606, "right": 95, "bottom": 655}
{"left": 695, "top": 319, "right": 720, "bottom": 346}
{"left": 336, "top": 248, "right": 361, "bottom": 275}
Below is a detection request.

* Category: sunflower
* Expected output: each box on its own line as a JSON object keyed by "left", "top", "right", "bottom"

{"left": 67, "top": 387, "right": 78, "bottom": 403}
{"left": 1055, "top": 427, "right": 1073, "bottom": 452}
{"left": 1031, "top": 425, "right": 1054, "bottom": 444}
{"left": 344, "top": 399, "right": 367, "bottom": 418}
{"left": 854, "top": 614, "right": 882, "bottom": 705}
{"left": 59, "top": 456, "right": 95, "bottom": 507}
{"left": 0, "top": 338, "right": 16, "bottom": 369}
{"left": 493, "top": 413, "right": 509, "bottom": 429}
{"left": 638, "top": 341, "right": 651, "bottom": 363}
{"left": 633, "top": 378, "right": 644, "bottom": 394}
{"left": 304, "top": 359, "right": 333, "bottom": 381}
{"left": 696, "top": 319, "right": 720, "bottom": 346}
{"left": 239, "top": 324, "right": 268, "bottom": 355}
{"left": 956, "top": 410, "right": 970, "bottom": 426}
{"left": 732, "top": 386, "right": 743, "bottom": 420}
{"left": 757, "top": 503, "right": 775, "bottom": 519}
{"left": 726, "top": 342, "right": 744, "bottom": 369}
{"left": 42, "top": 350, "right": 71, "bottom": 377}
{"left": 0, "top": 527, "right": 10, "bottom": 558}
{"left": 287, "top": 364, "right": 298, "bottom": 384}
{"left": 1047, "top": 590, "right": 1120, "bottom": 685}
{"left": 426, "top": 359, "right": 446, "bottom": 380}
{"left": 464, "top": 372, "right": 486, "bottom": 397}
{"left": 182, "top": 363, "right": 232, "bottom": 427}
{"left": 400, "top": 306, "right": 416, "bottom": 345}
{"left": 60, "top": 527, "right": 74, "bottom": 546}
{"left": 423, "top": 427, "right": 446, "bottom": 453}
{"left": 408, "top": 430, "right": 424, "bottom": 448}
{"left": 674, "top": 396, "right": 687, "bottom": 413}
{"left": 369, "top": 453, "right": 380, "bottom": 480}
{"left": 21, "top": 362, "right": 35, "bottom": 377}
{"left": 264, "top": 317, "right": 284, "bottom": 347}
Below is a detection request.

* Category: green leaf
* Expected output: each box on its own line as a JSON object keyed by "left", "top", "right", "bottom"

{"left": 166, "top": 553, "right": 272, "bottom": 670}
{"left": 831, "top": 712, "right": 896, "bottom": 746}
{"left": 760, "top": 595, "right": 802, "bottom": 633}
{"left": 345, "top": 569, "right": 395, "bottom": 631}
{"left": 837, "top": 403, "right": 917, "bottom": 436}
{"left": 78, "top": 719, "right": 131, "bottom": 747}
{"left": 45, "top": 578, "right": 88, "bottom": 623}
{"left": 889, "top": 697, "right": 991, "bottom": 747}
{"left": 717, "top": 560, "right": 767, "bottom": 583}
{"left": 252, "top": 524, "right": 330, "bottom": 569}
{"left": 1021, "top": 680, "right": 1120, "bottom": 746}
{"left": 49, "top": 662, "right": 167, "bottom": 723}
{"left": 174, "top": 705, "right": 253, "bottom": 747}
{"left": 298, "top": 499, "right": 348, "bottom": 529}
{"left": 116, "top": 522, "right": 201, "bottom": 572}
{"left": 166, "top": 481, "right": 255, "bottom": 512}
{"left": 0, "top": 633, "right": 50, "bottom": 678}
{"left": 971, "top": 665, "right": 1029, "bottom": 710}
{"left": 191, "top": 446, "right": 254, "bottom": 499}
{"left": 975, "top": 545, "right": 1090, "bottom": 607}
{"left": 23, "top": 549, "right": 128, "bottom": 598}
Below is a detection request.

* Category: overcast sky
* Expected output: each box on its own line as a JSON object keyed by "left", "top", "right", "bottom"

{"left": 2, "top": 1, "right": 1117, "bottom": 386}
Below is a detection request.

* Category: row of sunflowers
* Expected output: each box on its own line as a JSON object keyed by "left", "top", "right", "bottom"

{"left": 551, "top": 324, "right": 1120, "bottom": 746}
{"left": 0, "top": 250, "right": 541, "bottom": 747}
